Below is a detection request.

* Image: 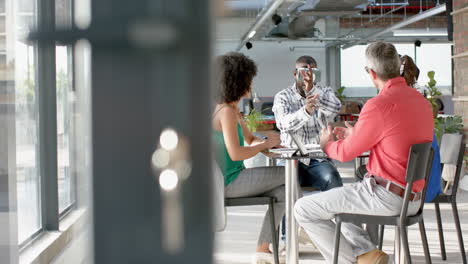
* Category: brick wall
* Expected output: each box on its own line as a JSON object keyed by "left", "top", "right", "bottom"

{"left": 454, "top": 0, "right": 468, "bottom": 10}
{"left": 453, "top": 0, "right": 468, "bottom": 138}
{"left": 339, "top": 16, "right": 447, "bottom": 29}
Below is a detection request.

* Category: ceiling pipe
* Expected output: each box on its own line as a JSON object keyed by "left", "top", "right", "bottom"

{"left": 225, "top": 0, "right": 271, "bottom": 10}
{"left": 236, "top": 0, "right": 287, "bottom": 51}
{"left": 370, "top": 2, "right": 408, "bottom": 6}
{"left": 288, "top": 15, "right": 318, "bottom": 39}
{"left": 367, "top": 5, "right": 435, "bottom": 10}
{"left": 341, "top": 3, "right": 446, "bottom": 49}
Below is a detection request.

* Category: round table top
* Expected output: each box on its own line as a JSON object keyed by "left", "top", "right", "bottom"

{"left": 262, "top": 150, "right": 370, "bottom": 160}
{"left": 262, "top": 150, "right": 328, "bottom": 160}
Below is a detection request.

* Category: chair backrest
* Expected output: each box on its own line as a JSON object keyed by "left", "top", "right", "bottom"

{"left": 440, "top": 134, "right": 465, "bottom": 196}
{"left": 212, "top": 161, "right": 226, "bottom": 232}
{"left": 400, "top": 142, "right": 434, "bottom": 220}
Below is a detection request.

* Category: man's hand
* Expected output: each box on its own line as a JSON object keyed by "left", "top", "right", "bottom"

{"left": 305, "top": 94, "right": 319, "bottom": 115}
{"left": 333, "top": 121, "right": 354, "bottom": 140}
{"left": 319, "top": 125, "right": 334, "bottom": 150}
{"left": 303, "top": 65, "right": 314, "bottom": 93}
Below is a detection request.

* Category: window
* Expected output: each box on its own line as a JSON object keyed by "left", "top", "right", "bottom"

{"left": 1, "top": 0, "right": 78, "bottom": 246}
{"left": 11, "top": 0, "right": 42, "bottom": 244}
{"left": 340, "top": 43, "right": 453, "bottom": 97}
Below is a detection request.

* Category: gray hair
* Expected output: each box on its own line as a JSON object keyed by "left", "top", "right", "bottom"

{"left": 365, "top": 41, "right": 401, "bottom": 81}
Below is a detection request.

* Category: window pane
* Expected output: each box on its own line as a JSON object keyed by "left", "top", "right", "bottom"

{"left": 415, "top": 43, "right": 452, "bottom": 95}
{"left": 340, "top": 45, "right": 379, "bottom": 97}
{"left": 56, "top": 0, "right": 75, "bottom": 214}
{"left": 12, "top": 0, "right": 42, "bottom": 243}
{"left": 56, "top": 46, "right": 75, "bottom": 213}
{"left": 341, "top": 43, "right": 452, "bottom": 97}
{"left": 340, "top": 44, "right": 413, "bottom": 97}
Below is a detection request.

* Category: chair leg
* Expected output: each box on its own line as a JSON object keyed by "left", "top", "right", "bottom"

{"left": 434, "top": 201, "right": 447, "bottom": 260}
{"left": 268, "top": 199, "right": 280, "bottom": 264}
{"left": 395, "top": 226, "right": 401, "bottom": 264}
{"left": 451, "top": 201, "right": 467, "bottom": 264}
{"left": 400, "top": 225, "right": 412, "bottom": 264}
{"left": 332, "top": 220, "right": 342, "bottom": 264}
{"left": 419, "top": 219, "right": 432, "bottom": 264}
{"left": 378, "top": 225, "right": 385, "bottom": 251}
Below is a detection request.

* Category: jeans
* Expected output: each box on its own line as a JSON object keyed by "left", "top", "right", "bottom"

{"left": 281, "top": 159, "right": 343, "bottom": 240}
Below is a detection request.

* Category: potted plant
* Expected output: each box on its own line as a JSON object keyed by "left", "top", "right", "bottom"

{"left": 434, "top": 115, "right": 464, "bottom": 143}
{"left": 335, "top": 86, "right": 346, "bottom": 104}
{"left": 244, "top": 109, "right": 263, "bottom": 132}
{"left": 425, "top": 71, "right": 442, "bottom": 118}
{"left": 434, "top": 115, "right": 466, "bottom": 191}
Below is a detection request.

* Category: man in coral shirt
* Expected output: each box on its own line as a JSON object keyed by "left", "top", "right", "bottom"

{"left": 294, "top": 42, "right": 433, "bottom": 264}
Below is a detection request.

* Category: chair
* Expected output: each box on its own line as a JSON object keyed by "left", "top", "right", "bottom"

{"left": 212, "top": 162, "right": 280, "bottom": 264}
{"left": 429, "top": 134, "right": 466, "bottom": 264}
{"left": 225, "top": 197, "right": 280, "bottom": 264}
{"left": 332, "top": 142, "right": 434, "bottom": 264}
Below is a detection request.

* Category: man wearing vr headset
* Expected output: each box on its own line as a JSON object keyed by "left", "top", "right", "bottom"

{"left": 273, "top": 55, "right": 343, "bottom": 195}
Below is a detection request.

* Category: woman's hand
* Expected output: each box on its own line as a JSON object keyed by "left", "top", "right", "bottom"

{"left": 264, "top": 133, "right": 281, "bottom": 149}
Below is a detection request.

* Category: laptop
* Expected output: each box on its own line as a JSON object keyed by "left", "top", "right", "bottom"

{"left": 269, "top": 132, "right": 323, "bottom": 156}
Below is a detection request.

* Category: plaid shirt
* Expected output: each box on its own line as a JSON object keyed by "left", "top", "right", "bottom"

{"left": 273, "top": 83, "right": 341, "bottom": 148}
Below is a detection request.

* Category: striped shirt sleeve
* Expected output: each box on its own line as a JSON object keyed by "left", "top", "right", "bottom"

{"left": 273, "top": 91, "right": 313, "bottom": 133}
{"left": 316, "top": 86, "right": 341, "bottom": 119}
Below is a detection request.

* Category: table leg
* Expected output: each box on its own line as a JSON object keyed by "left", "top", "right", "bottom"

{"left": 285, "top": 159, "right": 299, "bottom": 264}
{"left": 354, "top": 158, "right": 358, "bottom": 175}
{"left": 266, "top": 157, "right": 276, "bottom": 167}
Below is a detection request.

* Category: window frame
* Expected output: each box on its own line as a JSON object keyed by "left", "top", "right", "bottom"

{"left": 16, "top": 0, "right": 77, "bottom": 250}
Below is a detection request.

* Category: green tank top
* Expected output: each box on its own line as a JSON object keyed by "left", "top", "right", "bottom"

{"left": 213, "top": 123, "right": 246, "bottom": 186}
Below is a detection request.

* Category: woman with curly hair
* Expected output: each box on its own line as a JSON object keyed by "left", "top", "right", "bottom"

{"left": 213, "top": 52, "right": 285, "bottom": 263}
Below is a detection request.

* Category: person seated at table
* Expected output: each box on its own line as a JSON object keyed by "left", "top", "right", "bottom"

{"left": 272, "top": 55, "right": 343, "bottom": 192}
{"left": 354, "top": 54, "right": 421, "bottom": 180}
{"left": 294, "top": 41, "right": 433, "bottom": 264}
{"left": 350, "top": 53, "right": 442, "bottom": 245}
{"left": 354, "top": 55, "right": 441, "bottom": 190}
{"left": 212, "top": 52, "right": 285, "bottom": 264}
{"left": 272, "top": 56, "right": 343, "bottom": 246}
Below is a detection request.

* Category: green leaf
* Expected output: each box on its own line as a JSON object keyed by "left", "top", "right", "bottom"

{"left": 245, "top": 109, "right": 262, "bottom": 132}
{"left": 434, "top": 115, "right": 464, "bottom": 141}
{"left": 335, "top": 86, "right": 346, "bottom": 103}
{"left": 427, "top": 71, "right": 435, "bottom": 80}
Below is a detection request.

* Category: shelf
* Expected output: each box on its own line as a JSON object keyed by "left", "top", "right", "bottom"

{"left": 452, "top": 6, "right": 468, "bottom": 16}
{"left": 453, "top": 96, "right": 468, "bottom": 102}
{"left": 453, "top": 51, "right": 468, "bottom": 59}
